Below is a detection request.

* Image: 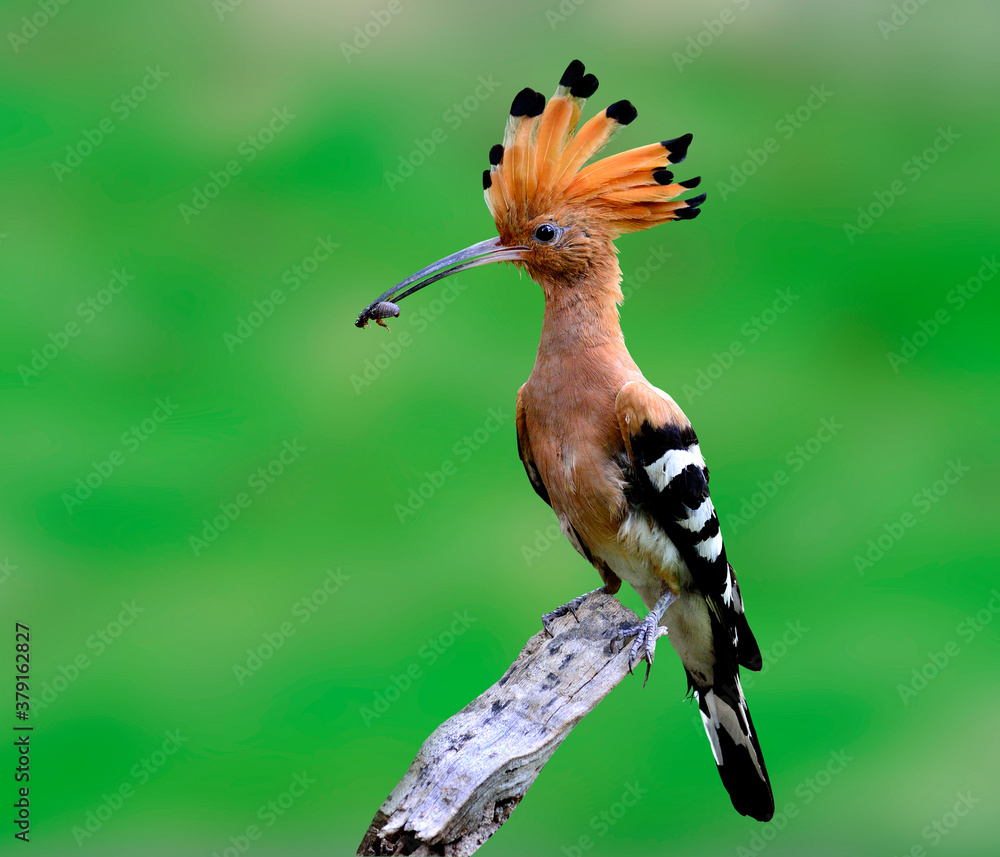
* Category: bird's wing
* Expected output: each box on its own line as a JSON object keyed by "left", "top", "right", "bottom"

{"left": 616, "top": 379, "right": 773, "bottom": 821}
{"left": 614, "top": 379, "right": 761, "bottom": 671}
{"left": 517, "top": 384, "right": 621, "bottom": 594}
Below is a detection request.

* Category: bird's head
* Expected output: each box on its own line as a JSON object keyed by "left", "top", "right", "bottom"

{"left": 356, "top": 59, "right": 705, "bottom": 327}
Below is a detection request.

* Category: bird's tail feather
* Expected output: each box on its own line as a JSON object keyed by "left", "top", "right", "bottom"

{"left": 692, "top": 676, "right": 773, "bottom": 821}
{"left": 688, "top": 604, "right": 773, "bottom": 821}
{"left": 735, "top": 610, "right": 763, "bottom": 671}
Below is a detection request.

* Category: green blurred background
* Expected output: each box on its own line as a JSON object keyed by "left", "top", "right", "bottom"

{"left": 2, "top": 0, "right": 998, "bottom": 854}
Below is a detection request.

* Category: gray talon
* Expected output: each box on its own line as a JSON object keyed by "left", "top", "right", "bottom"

{"left": 541, "top": 586, "right": 606, "bottom": 636}
{"left": 613, "top": 615, "right": 658, "bottom": 687}
{"left": 612, "top": 590, "right": 677, "bottom": 688}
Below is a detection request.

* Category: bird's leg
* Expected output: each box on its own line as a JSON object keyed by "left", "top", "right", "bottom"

{"left": 613, "top": 589, "right": 677, "bottom": 688}
{"left": 541, "top": 586, "right": 607, "bottom": 637}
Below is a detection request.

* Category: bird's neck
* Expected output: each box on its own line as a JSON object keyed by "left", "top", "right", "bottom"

{"left": 531, "top": 257, "right": 640, "bottom": 388}
{"left": 536, "top": 255, "right": 626, "bottom": 354}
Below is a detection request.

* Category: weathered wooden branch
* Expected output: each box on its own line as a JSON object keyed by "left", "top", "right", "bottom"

{"left": 358, "top": 590, "right": 664, "bottom": 856}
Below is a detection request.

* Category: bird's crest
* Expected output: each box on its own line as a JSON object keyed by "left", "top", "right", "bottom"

{"left": 483, "top": 59, "right": 705, "bottom": 239}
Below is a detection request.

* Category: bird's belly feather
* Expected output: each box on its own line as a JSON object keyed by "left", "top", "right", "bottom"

{"left": 605, "top": 512, "right": 693, "bottom": 609}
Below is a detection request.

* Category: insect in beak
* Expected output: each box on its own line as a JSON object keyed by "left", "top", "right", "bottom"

{"left": 356, "top": 301, "right": 400, "bottom": 330}
{"left": 355, "top": 236, "right": 528, "bottom": 329}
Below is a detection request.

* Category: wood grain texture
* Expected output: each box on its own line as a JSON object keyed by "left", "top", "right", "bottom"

{"left": 358, "top": 591, "right": 663, "bottom": 856}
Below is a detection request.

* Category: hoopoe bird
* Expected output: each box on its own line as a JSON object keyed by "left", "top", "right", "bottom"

{"left": 356, "top": 60, "right": 774, "bottom": 822}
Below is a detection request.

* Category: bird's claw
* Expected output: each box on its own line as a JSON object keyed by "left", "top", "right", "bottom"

{"left": 613, "top": 613, "right": 661, "bottom": 689}
{"left": 542, "top": 600, "right": 582, "bottom": 637}
{"left": 541, "top": 589, "right": 600, "bottom": 637}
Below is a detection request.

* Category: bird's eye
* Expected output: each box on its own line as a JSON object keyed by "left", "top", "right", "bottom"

{"left": 533, "top": 223, "right": 558, "bottom": 243}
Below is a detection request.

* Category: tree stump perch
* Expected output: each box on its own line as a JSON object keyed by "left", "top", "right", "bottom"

{"left": 357, "top": 591, "right": 664, "bottom": 856}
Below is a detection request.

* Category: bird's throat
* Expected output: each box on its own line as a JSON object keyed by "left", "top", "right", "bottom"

{"left": 534, "top": 259, "right": 630, "bottom": 365}
{"left": 530, "top": 260, "right": 641, "bottom": 415}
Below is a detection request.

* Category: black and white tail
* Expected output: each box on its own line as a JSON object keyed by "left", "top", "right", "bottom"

{"left": 612, "top": 382, "right": 774, "bottom": 819}
{"left": 689, "top": 608, "right": 774, "bottom": 821}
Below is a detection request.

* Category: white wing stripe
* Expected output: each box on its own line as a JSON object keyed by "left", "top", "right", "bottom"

{"left": 695, "top": 690, "right": 724, "bottom": 765}
{"left": 722, "top": 570, "right": 735, "bottom": 606}
{"left": 679, "top": 497, "right": 715, "bottom": 531}
{"left": 695, "top": 531, "right": 723, "bottom": 561}
{"left": 644, "top": 444, "right": 704, "bottom": 491}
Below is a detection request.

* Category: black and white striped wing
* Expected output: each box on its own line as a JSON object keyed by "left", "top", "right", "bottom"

{"left": 616, "top": 379, "right": 774, "bottom": 821}
{"left": 616, "top": 381, "right": 761, "bottom": 671}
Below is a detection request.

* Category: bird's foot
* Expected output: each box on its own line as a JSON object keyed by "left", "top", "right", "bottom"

{"left": 541, "top": 586, "right": 606, "bottom": 637}
{"left": 611, "top": 589, "right": 677, "bottom": 688}
{"left": 612, "top": 613, "right": 663, "bottom": 688}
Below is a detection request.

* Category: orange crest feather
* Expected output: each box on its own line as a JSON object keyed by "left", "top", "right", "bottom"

{"left": 483, "top": 60, "right": 705, "bottom": 237}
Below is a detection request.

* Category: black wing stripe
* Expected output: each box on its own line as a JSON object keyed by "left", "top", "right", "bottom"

{"left": 626, "top": 420, "right": 762, "bottom": 670}
{"left": 689, "top": 513, "right": 720, "bottom": 542}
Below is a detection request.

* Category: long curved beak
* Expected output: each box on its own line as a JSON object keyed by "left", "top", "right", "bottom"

{"left": 355, "top": 237, "right": 528, "bottom": 328}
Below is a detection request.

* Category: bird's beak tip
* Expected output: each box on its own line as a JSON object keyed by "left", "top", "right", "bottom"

{"left": 354, "top": 237, "right": 527, "bottom": 329}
